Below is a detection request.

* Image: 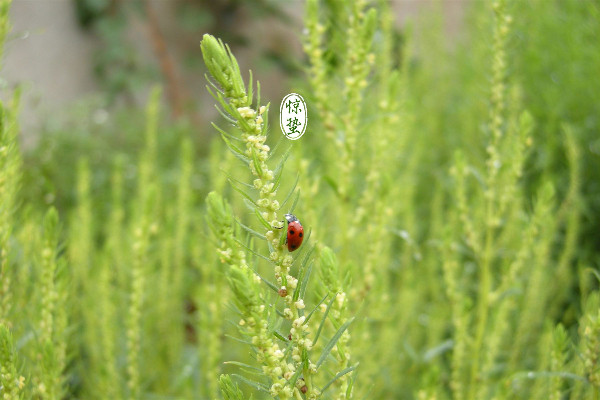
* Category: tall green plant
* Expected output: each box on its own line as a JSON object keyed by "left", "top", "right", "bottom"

{"left": 201, "top": 34, "right": 356, "bottom": 399}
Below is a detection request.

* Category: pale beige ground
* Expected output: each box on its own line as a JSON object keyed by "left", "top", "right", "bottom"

{"left": 3, "top": 0, "right": 466, "bottom": 143}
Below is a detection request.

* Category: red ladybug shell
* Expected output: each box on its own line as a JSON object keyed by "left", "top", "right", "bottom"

{"left": 285, "top": 213, "right": 304, "bottom": 252}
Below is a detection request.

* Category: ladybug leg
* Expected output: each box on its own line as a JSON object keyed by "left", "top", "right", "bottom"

{"left": 270, "top": 219, "right": 288, "bottom": 247}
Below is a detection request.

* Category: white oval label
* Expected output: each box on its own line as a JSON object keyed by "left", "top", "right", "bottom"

{"left": 280, "top": 93, "right": 307, "bottom": 140}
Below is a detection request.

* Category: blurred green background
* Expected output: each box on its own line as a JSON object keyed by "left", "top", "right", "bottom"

{"left": 5, "top": 0, "right": 599, "bottom": 263}
{"left": 2, "top": 0, "right": 600, "bottom": 399}
{"left": 4, "top": 0, "right": 463, "bottom": 217}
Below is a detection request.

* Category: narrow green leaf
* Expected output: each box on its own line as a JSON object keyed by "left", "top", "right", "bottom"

{"left": 211, "top": 88, "right": 236, "bottom": 117}
{"left": 225, "top": 175, "right": 254, "bottom": 191}
{"left": 235, "top": 218, "right": 266, "bottom": 241}
{"left": 242, "top": 199, "right": 261, "bottom": 215}
{"left": 293, "top": 249, "right": 311, "bottom": 302}
{"left": 297, "top": 258, "right": 314, "bottom": 303}
{"left": 218, "top": 133, "right": 251, "bottom": 164}
{"left": 219, "top": 374, "right": 246, "bottom": 400}
{"left": 267, "top": 237, "right": 275, "bottom": 254}
{"left": 283, "top": 335, "right": 294, "bottom": 358}
{"left": 304, "top": 294, "right": 328, "bottom": 325}
{"left": 279, "top": 223, "right": 287, "bottom": 247}
{"left": 204, "top": 76, "right": 221, "bottom": 94}
{"left": 247, "top": 267, "right": 278, "bottom": 293}
{"left": 320, "top": 365, "right": 358, "bottom": 393}
{"left": 268, "top": 136, "right": 283, "bottom": 161}
{"left": 268, "top": 306, "right": 283, "bottom": 334}
{"left": 215, "top": 126, "right": 245, "bottom": 156}
{"left": 316, "top": 317, "right": 355, "bottom": 369}
{"left": 251, "top": 148, "right": 264, "bottom": 177}
{"left": 275, "top": 308, "right": 285, "bottom": 318}
{"left": 255, "top": 80, "right": 261, "bottom": 111}
{"left": 229, "top": 183, "right": 259, "bottom": 209}
{"left": 254, "top": 209, "right": 272, "bottom": 230}
{"left": 218, "top": 91, "right": 239, "bottom": 118}
{"left": 225, "top": 334, "right": 253, "bottom": 346}
{"left": 224, "top": 361, "right": 263, "bottom": 373}
{"left": 281, "top": 181, "right": 299, "bottom": 209}
{"left": 313, "top": 295, "right": 336, "bottom": 346}
{"left": 247, "top": 70, "right": 254, "bottom": 107}
{"left": 228, "top": 106, "right": 252, "bottom": 132}
{"left": 233, "top": 238, "right": 271, "bottom": 264}
{"left": 272, "top": 147, "right": 293, "bottom": 191}
{"left": 213, "top": 122, "right": 243, "bottom": 143}
{"left": 346, "top": 371, "right": 356, "bottom": 398}
{"left": 262, "top": 102, "right": 270, "bottom": 134}
{"left": 231, "top": 374, "right": 270, "bottom": 393}
{"left": 273, "top": 331, "right": 287, "bottom": 342}
{"left": 288, "top": 190, "right": 300, "bottom": 214}
{"left": 214, "top": 104, "right": 238, "bottom": 125}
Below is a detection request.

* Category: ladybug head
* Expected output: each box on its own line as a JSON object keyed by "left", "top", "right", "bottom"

{"left": 284, "top": 213, "right": 299, "bottom": 223}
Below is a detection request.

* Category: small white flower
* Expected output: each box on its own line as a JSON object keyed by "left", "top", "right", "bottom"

{"left": 282, "top": 255, "right": 293, "bottom": 268}
{"left": 270, "top": 383, "right": 283, "bottom": 396}
{"left": 293, "top": 316, "right": 306, "bottom": 328}
{"left": 336, "top": 292, "right": 346, "bottom": 308}
{"left": 237, "top": 107, "right": 256, "bottom": 119}
{"left": 257, "top": 198, "right": 270, "bottom": 208}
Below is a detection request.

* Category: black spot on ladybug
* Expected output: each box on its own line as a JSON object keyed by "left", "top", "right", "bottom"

{"left": 290, "top": 230, "right": 295, "bottom": 235}
{"left": 299, "top": 232, "right": 303, "bottom": 237}
{"left": 291, "top": 244, "right": 297, "bottom": 249}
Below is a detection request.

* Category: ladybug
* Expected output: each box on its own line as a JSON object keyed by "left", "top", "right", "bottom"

{"left": 284, "top": 213, "right": 304, "bottom": 252}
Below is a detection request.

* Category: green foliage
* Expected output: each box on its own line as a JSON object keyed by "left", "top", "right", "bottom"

{"left": 1, "top": 0, "right": 600, "bottom": 399}
{"left": 0, "top": 324, "right": 24, "bottom": 399}
{"left": 201, "top": 33, "right": 356, "bottom": 400}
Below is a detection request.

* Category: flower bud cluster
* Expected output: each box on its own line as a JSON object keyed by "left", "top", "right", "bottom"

{"left": 248, "top": 312, "right": 297, "bottom": 398}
